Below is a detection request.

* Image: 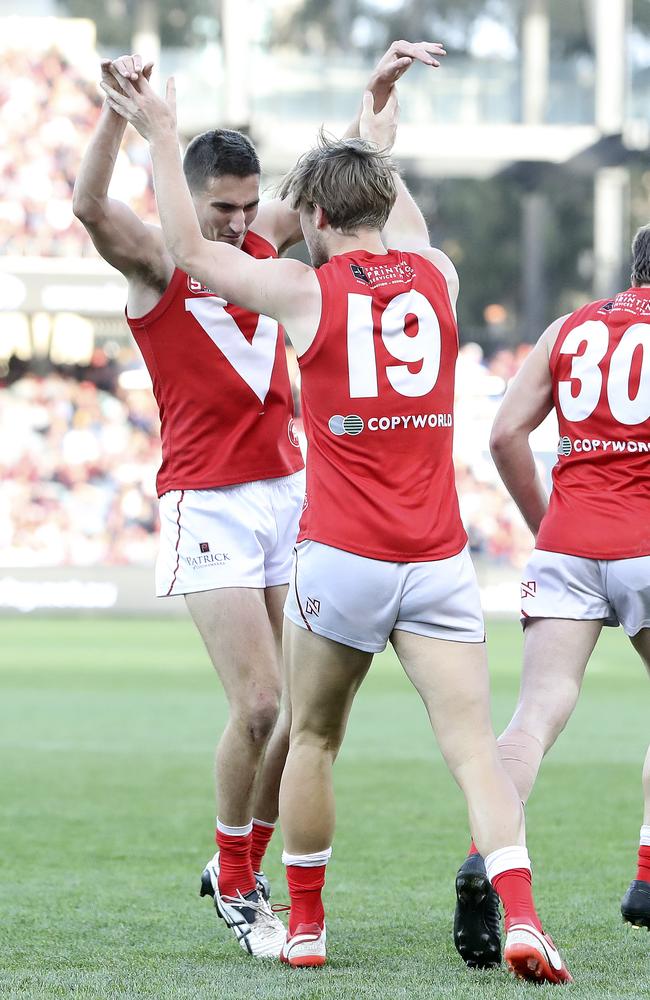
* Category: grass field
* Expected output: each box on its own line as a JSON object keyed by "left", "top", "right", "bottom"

{"left": 1, "top": 616, "right": 648, "bottom": 999}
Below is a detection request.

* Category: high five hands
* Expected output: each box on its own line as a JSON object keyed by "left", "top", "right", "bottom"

{"left": 100, "top": 55, "right": 176, "bottom": 142}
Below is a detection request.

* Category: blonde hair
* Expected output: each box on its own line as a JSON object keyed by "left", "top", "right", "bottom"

{"left": 278, "top": 131, "right": 397, "bottom": 233}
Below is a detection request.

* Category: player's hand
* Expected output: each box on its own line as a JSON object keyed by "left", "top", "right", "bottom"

{"left": 100, "top": 54, "right": 154, "bottom": 92}
{"left": 359, "top": 87, "right": 399, "bottom": 152}
{"left": 100, "top": 73, "right": 177, "bottom": 143}
{"left": 368, "top": 40, "right": 446, "bottom": 113}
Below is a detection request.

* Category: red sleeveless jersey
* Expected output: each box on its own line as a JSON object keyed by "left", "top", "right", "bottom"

{"left": 297, "top": 249, "right": 467, "bottom": 561}
{"left": 536, "top": 287, "right": 650, "bottom": 559}
{"left": 126, "top": 230, "right": 303, "bottom": 496}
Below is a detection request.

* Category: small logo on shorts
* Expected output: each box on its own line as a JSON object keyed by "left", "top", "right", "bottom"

{"left": 328, "top": 414, "right": 365, "bottom": 436}
{"left": 521, "top": 580, "right": 537, "bottom": 599}
{"left": 186, "top": 551, "right": 230, "bottom": 567}
{"left": 305, "top": 597, "right": 321, "bottom": 616}
{"left": 557, "top": 436, "right": 572, "bottom": 457}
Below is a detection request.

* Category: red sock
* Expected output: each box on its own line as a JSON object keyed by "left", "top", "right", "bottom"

{"left": 492, "top": 867, "right": 543, "bottom": 933}
{"left": 637, "top": 845, "right": 650, "bottom": 882}
{"left": 251, "top": 820, "right": 274, "bottom": 873}
{"left": 468, "top": 839, "right": 479, "bottom": 856}
{"left": 286, "top": 864, "right": 326, "bottom": 934}
{"left": 215, "top": 829, "right": 256, "bottom": 898}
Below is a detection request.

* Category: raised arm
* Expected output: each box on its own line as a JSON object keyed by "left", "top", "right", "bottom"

{"left": 253, "top": 40, "right": 445, "bottom": 255}
{"left": 345, "top": 40, "right": 446, "bottom": 140}
{"left": 100, "top": 73, "right": 319, "bottom": 353}
{"left": 489, "top": 315, "right": 567, "bottom": 536}
{"left": 73, "top": 55, "right": 172, "bottom": 291}
{"left": 357, "top": 86, "right": 457, "bottom": 311}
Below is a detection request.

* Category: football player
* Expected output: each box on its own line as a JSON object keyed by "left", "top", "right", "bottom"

{"left": 453, "top": 227, "right": 650, "bottom": 967}
{"left": 101, "top": 53, "right": 571, "bottom": 983}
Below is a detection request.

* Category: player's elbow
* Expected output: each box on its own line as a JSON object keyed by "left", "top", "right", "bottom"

{"left": 72, "top": 188, "right": 104, "bottom": 226}
{"left": 489, "top": 419, "right": 521, "bottom": 461}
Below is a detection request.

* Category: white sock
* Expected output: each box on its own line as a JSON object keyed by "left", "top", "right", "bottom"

{"left": 640, "top": 825, "right": 650, "bottom": 847}
{"left": 282, "top": 847, "right": 332, "bottom": 867}
{"left": 216, "top": 818, "right": 253, "bottom": 838}
{"left": 485, "top": 845, "right": 531, "bottom": 883}
{"left": 252, "top": 817, "right": 276, "bottom": 829}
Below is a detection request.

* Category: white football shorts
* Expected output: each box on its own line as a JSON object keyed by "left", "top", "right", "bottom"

{"left": 156, "top": 471, "right": 305, "bottom": 597}
{"left": 284, "top": 540, "right": 485, "bottom": 653}
{"left": 520, "top": 549, "right": 650, "bottom": 637}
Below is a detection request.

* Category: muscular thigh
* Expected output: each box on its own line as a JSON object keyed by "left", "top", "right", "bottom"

{"left": 186, "top": 587, "right": 282, "bottom": 708}
{"left": 512, "top": 617, "right": 602, "bottom": 738}
{"left": 390, "top": 629, "right": 494, "bottom": 773}
{"left": 283, "top": 619, "right": 372, "bottom": 742}
{"left": 631, "top": 628, "right": 650, "bottom": 676}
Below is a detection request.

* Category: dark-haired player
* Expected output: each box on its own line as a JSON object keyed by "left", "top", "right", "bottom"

{"left": 453, "top": 225, "right": 650, "bottom": 967}
{"left": 74, "top": 54, "right": 303, "bottom": 958}
{"left": 100, "top": 56, "right": 571, "bottom": 983}
{"left": 74, "top": 44, "right": 441, "bottom": 959}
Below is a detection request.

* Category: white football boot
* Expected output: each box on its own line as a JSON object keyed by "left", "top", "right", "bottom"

{"left": 200, "top": 852, "right": 285, "bottom": 958}
{"left": 280, "top": 923, "right": 327, "bottom": 968}
{"left": 504, "top": 923, "right": 572, "bottom": 984}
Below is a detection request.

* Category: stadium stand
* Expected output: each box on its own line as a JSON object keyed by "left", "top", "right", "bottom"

{"left": 0, "top": 47, "right": 156, "bottom": 257}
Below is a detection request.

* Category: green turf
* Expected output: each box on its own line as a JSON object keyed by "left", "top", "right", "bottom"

{"left": 0, "top": 617, "right": 648, "bottom": 999}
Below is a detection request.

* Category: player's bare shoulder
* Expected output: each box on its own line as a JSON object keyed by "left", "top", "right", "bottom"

{"left": 410, "top": 246, "right": 460, "bottom": 315}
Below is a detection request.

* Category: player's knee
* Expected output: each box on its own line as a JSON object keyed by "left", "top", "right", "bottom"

{"left": 512, "top": 677, "right": 578, "bottom": 742}
{"left": 236, "top": 694, "right": 281, "bottom": 746}
{"left": 289, "top": 721, "right": 343, "bottom": 757}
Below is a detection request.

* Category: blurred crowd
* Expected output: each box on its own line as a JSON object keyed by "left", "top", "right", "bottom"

{"left": 0, "top": 343, "right": 552, "bottom": 569}
{"left": 0, "top": 48, "right": 156, "bottom": 257}
{"left": 0, "top": 358, "right": 160, "bottom": 567}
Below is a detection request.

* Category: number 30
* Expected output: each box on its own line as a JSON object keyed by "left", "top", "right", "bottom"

{"left": 558, "top": 320, "right": 650, "bottom": 426}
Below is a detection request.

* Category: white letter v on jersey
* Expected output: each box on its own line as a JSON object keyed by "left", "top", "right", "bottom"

{"left": 185, "top": 296, "right": 279, "bottom": 404}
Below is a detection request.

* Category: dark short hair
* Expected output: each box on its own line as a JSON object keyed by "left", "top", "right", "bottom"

{"left": 183, "top": 129, "right": 260, "bottom": 192}
{"left": 278, "top": 131, "right": 397, "bottom": 234}
{"left": 631, "top": 225, "right": 650, "bottom": 286}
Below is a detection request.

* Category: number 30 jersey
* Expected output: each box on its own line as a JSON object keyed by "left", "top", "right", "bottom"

{"left": 126, "top": 230, "right": 303, "bottom": 497}
{"left": 536, "top": 287, "right": 650, "bottom": 559}
{"left": 297, "top": 249, "right": 467, "bottom": 562}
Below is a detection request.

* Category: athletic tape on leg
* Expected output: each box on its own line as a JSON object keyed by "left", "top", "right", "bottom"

{"left": 641, "top": 825, "right": 650, "bottom": 846}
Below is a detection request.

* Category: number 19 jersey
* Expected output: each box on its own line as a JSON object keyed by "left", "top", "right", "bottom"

{"left": 297, "top": 249, "right": 467, "bottom": 562}
{"left": 536, "top": 287, "right": 650, "bottom": 559}
{"left": 126, "top": 230, "right": 303, "bottom": 497}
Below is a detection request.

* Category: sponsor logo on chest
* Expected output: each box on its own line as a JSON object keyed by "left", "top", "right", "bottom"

{"left": 328, "top": 412, "right": 453, "bottom": 436}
